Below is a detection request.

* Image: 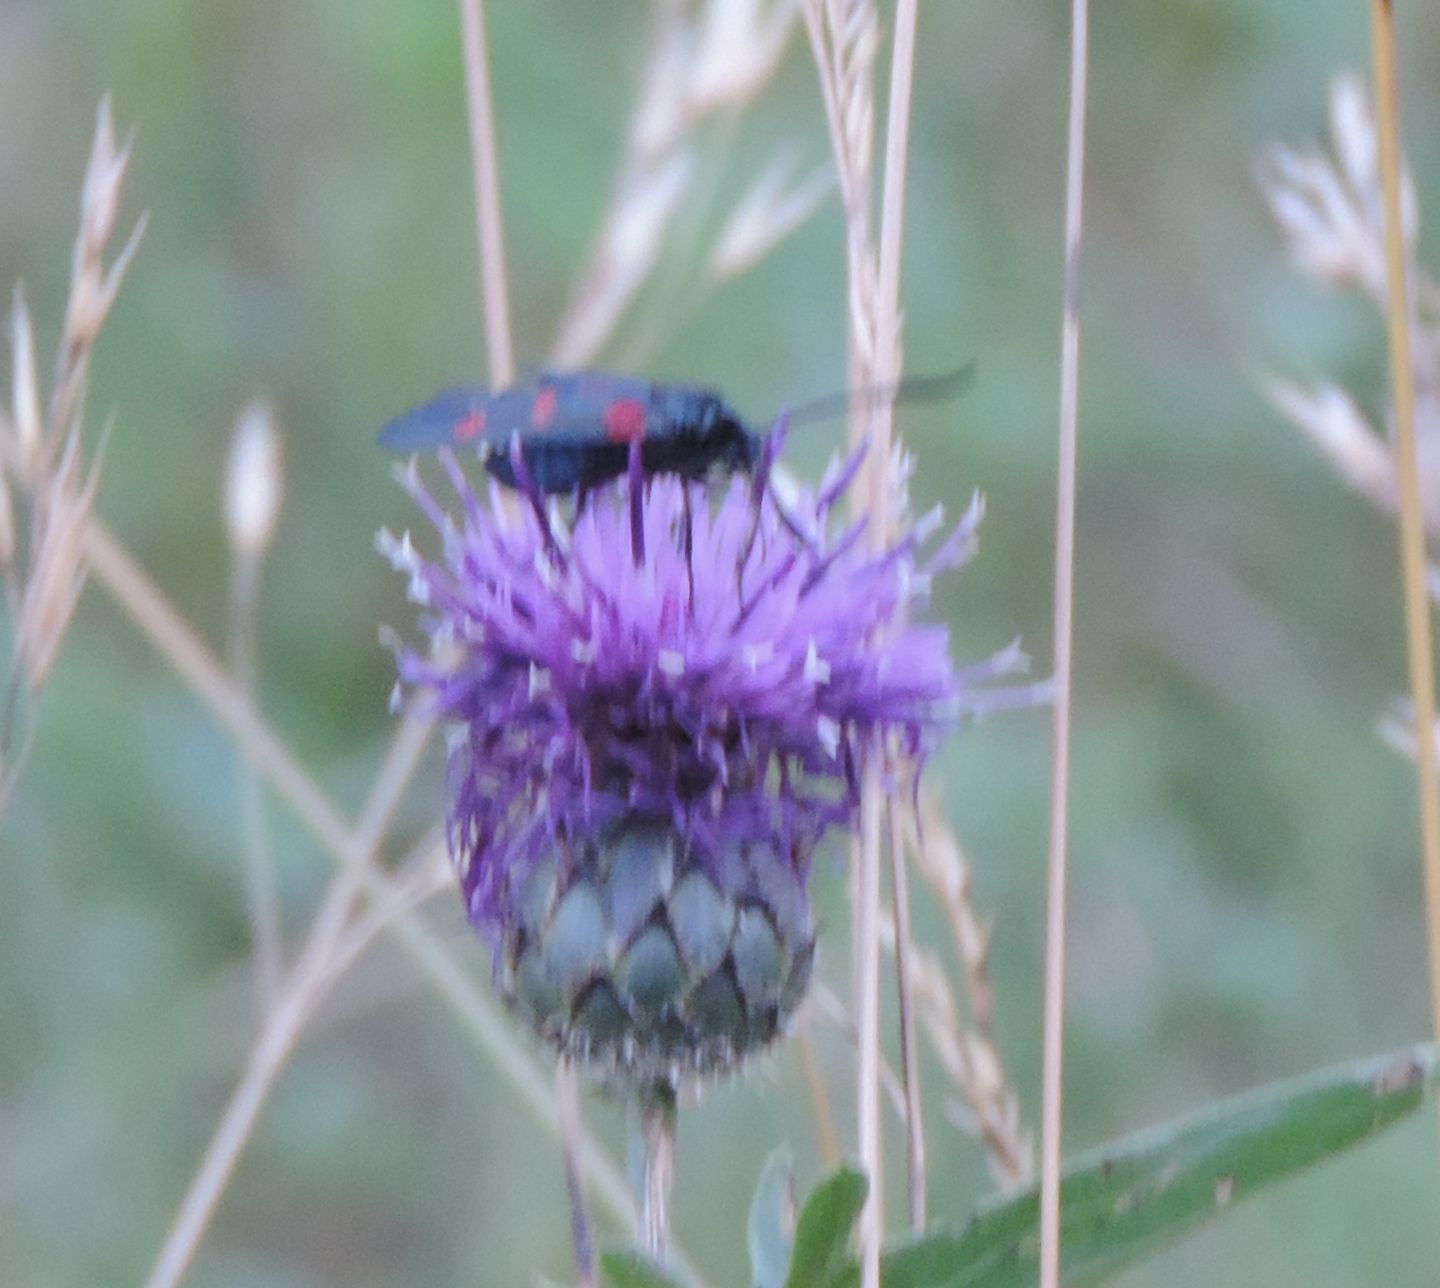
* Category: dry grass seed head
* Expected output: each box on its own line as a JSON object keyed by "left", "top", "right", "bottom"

{"left": 1260, "top": 72, "right": 1416, "bottom": 304}
{"left": 6, "top": 99, "right": 144, "bottom": 703}
{"left": 552, "top": 0, "right": 802, "bottom": 368}
{"left": 1263, "top": 72, "right": 1440, "bottom": 534}
{"left": 708, "top": 150, "right": 833, "bottom": 283}
{"left": 688, "top": 0, "right": 796, "bottom": 118}
{"left": 9, "top": 286, "right": 43, "bottom": 482}
{"left": 1263, "top": 377, "right": 1407, "bottom": 517}
{"left": 16, "top": 417, "right": 105, "bottom": 691}
{"left": 52, "top": 98, "right": 147, "bottom": 440}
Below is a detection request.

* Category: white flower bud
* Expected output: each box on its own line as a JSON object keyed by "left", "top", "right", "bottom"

{"left": 224, "top": 400, "right": 284, "bottom": 558}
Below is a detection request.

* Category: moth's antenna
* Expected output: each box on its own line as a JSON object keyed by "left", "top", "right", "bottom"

{"left": 780, "top": 361, "right": 976, "bottom": 429}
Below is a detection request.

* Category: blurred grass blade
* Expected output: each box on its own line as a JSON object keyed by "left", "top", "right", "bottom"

{"left": 785, "top": 1165, "right": 868, "bottom": 1288}
{"left": 749, "top": 1148, "right": 796, "bottom": 1288}
{"left": 879, "top": 1043, "right": 1437, "bottom": 1287}
{"left": 600, "top": 1249, "right": 685, "bottom": 1288}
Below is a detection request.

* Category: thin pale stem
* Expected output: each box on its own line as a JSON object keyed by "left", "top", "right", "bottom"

{"left": 629, "top": 1079, "right": 678, "bottom": 1264}
{"left": 798, "top": 1028, "right": 842, "bottom": 1170}
{"left": 875, "top": 0, "right": 922, "bottom": 1243}
{"left": 872, "top": 0, "right": 919, "bottom": 466}
{"left": 315, "top": 837, "right": 449, "bottom": 991}
{"left": 854, "top": 773, "right": 884, "bottom": 1288}
{"left": 557, "top": 1059, "right": 597, "bottom": 1288}
{"left": 228, "top": 551, "right": 282, "bottom": 1014}
{"left": 1368, "top": 0, "right": 1440, "bottom": 1062}
{"left": 889, "top": 790, "right": 925, "bottom": 1232}
{"left": 1041, "top": 1, "right": 1090, "bottom": 1285}
{"left": 803, "top": 1, "right": 922, "bottom": 1276}
{"left": 801, "top": 12, "right": 883, "bottom": 1277}
{"left": 457, "top": 0, "right": 516, "bottom": 387}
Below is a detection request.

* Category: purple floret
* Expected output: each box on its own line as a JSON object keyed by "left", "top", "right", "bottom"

{"left": 381, "top": 449, "right": 1024, "bottom": 940}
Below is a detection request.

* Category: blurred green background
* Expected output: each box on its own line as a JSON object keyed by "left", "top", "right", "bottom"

{"left": 5, "top": 1, "right": 1440, "bottom": 1284}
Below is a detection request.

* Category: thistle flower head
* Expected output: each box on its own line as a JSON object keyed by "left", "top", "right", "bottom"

{"left": 382, "top": 447, "right": 1022, "bottom": 1075}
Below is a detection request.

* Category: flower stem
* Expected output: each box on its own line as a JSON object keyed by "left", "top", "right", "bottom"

{"left": 854, "top": 767, "right": 884, "bottom": 1286}
{"left": 1367, "top": 0, "right": 1440, "bottom": 1072}
{"left": 228, "top": 549, "right": 282, "bottom": 1016}
{"left": 457, "top": 0, "right": 515, "bottom": 387}
{"left": 629, "top": 1077, "right": 678, "bottom": 1263}
{"left": 1041, "top": 0, "right": 1091, "bottom": 1284}
{"left": 557, "top": 1059, "right": 597, "bottom": 1288}
{"left": 889, "top": 785, "right": 926, "bottom": 1232}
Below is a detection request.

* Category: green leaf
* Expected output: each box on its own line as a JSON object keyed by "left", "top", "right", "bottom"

{"left": 600, "top": 1249, "right": 686, "bottom": 1288}
{"left": 881, "top": 1043, "right": 1438, "bottom": 1287}
{"left": 785, "top": 1165, "right": 869, "bottom": 1288}
{"left": 749, "top": 1147, "right": 796, "bottom": 1288}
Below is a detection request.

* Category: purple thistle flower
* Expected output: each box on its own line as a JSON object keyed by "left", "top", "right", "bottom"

{"left": 380, "top": 447, "right": 1025, "bottom": 1075}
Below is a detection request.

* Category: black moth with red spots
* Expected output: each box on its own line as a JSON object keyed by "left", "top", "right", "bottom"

{"left": 379, "top": 371, "right": 761, "bottom": 494}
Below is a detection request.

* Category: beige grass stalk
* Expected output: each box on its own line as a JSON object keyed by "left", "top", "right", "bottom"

{"left": 798, "top": 1029, "right": 843, "bottom": 1168}
{"left": 458, "top": 0, "right": 515, "bottom": 386}
{"left": 804, "top": 0, "right": 923, "bottom": 1273}
{"left": 875, "top": 0, "right": 923, "bottom": 1238}
{"left": 1366, "top": 2, "right": 1440, "bottom": 1057}
{"left": 804, "top": 1, "right": 885, "bottom": 1272}
{"left": 853, "top": 778, "right": 885, "bottom": 1282}
{"left": 311, "top": 841, "right": 452, "bottom": 990}
{"left": 889, "top": 789, "right": 925, "bottom": 1231}
{"left": 1040, "top": 0, "right": 1090, "bottom": 1284}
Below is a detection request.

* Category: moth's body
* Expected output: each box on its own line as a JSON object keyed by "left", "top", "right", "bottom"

{"left": 379, "top": 371, "right": 762, "bottom": 494}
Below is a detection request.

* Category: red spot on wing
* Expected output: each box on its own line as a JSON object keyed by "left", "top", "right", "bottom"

{"left": 603, "top": 398, "right": 648, "bottom": 443}
{"left": 454, "top": 409, "right": 487, "bottom": 442}
{"left": 531, "top": 386, "right": 558, "bottom": 429}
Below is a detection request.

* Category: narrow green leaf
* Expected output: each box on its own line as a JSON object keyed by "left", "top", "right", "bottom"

{"left": 881, "top": 1043, "right": 1438, "bottom": 1287}
{"left": 785, "top": 1165, "right": 869, "bottom": 1288}
{"left": 599, "top": 1249, "right": 686, "bottom": 1288}
{"left": 749, "top": 1147, "right": 797, "bottom": 1288}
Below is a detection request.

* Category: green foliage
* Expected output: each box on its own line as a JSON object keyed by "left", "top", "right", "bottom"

{"left": 784, "top": 1166, "right": 869, "bottom": 1288}
{"left": 877, "top": 1044, "right": 1437, "bottom": 1286}
{"left": 607, "top": 1161, "right": 868, "bottom": 1288}
{"left": 600, "top": 1250, "right": 686, "bottom": 1288}
{"left": 606, "top": 1044, "right": 1436, "bottom": 1287}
